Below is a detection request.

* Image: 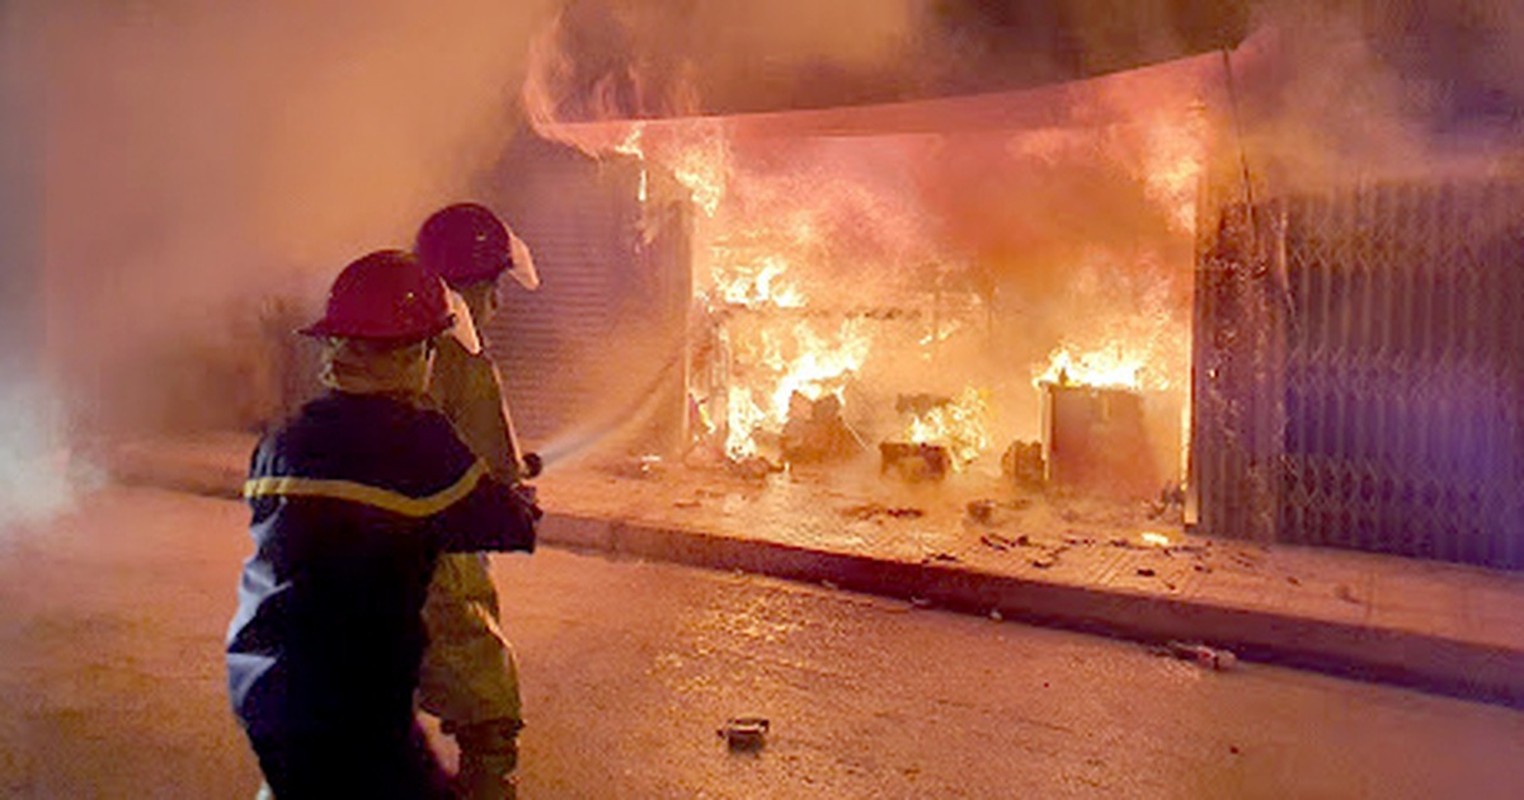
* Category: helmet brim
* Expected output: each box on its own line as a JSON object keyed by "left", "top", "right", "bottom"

{"left": 298, "top": 313, "right": 454, "bottom": 341}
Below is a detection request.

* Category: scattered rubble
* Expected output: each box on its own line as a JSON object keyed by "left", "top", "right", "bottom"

{"left": 607, "top": 454, "right": 665, "bottom": 480}
{"left": 978, "top": 532, "right": 1034, "bottom": 552}
{"left": 782, "top": 393, "right": 862, "bottom": 463}
{"left": 840, "top": 503, "right": 925, "bottom": 523}
{"left": 718, "top": 717, "right": 770, "bottom": 751}
{"left": 964, "top": 497, "right": 1033, "bottom": 526}
{"left": 728, "top": 455, "right": 783, "bottom": 481}
{"left": 1335, "top": 584, "right": 1364, "bottom": 605}
{"left": 1000, "top": 440, "right": 1045, "bottom": 489}
{"left": 879, "top": 441, "right": 950, "bottom": 481}
{"left": 921, "top": 552, "right": 961, "bottom": 565}
{"left": 1161, "top": 640, "right": 1238, "bottom": 671}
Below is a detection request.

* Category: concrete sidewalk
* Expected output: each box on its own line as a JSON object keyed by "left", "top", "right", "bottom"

{"left": 104, "top": 433, "right": 1524, "bottom": 709}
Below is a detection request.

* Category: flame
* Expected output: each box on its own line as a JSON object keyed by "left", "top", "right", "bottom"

{"left": 714, "top": 255, "right": 804, "bottom": 309}
{"left": 723, "top": 318, "right": 871, "bottom": 460}
{"left": 521, "top": 33, "right": 1204, "bottom": 469}
{"left": 903, "top": 386, "right": 991, "bottom": 468}
{"left": 1034, "top": 344, "right": 1148, "bottom": 390}
{"left": 614, "top": 124, "right": 649, "bottom": 203}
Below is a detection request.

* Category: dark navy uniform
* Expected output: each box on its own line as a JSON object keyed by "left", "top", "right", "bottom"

{"left": 226, "top": 391, "right": 538, "bottom": 798}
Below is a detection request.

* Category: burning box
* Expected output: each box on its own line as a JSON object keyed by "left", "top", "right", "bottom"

{"left": 1041, "top": 384, "right": 1164, "bottom": 499}
{"left": 879, "top": 441, "right": 951, "bottom": 482}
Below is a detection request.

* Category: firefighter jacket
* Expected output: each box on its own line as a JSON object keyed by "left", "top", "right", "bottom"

{"left": 225, "top": 391, "right": 537, "bottom": 740}
{"left": 417, "top": 334, "right": 525, "bottom": 726}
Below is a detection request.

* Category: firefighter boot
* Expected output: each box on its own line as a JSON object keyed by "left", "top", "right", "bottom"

{"left": 451, "top": 718, "right": 522, "bottom": 800}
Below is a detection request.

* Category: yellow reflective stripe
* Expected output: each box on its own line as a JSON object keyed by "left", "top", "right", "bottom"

{"left": 243, "top": 459, "right": 488, "bottom": 518}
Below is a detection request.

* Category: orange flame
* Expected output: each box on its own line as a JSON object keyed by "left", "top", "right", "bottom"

{"left": 903, "top": 386, "right": 991, "bottom": 468}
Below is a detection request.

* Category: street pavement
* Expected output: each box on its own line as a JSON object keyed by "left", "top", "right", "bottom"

{"left": 106, "top": 433, "right": 1524, "bottom": 707}
{"left": 2, "top": 486, "right": 1523, "bottom": 798}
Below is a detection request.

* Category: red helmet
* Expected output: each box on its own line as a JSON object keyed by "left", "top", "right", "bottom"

{"left": 414, "top": 202, "right": 513, "bottom": 288}
{"left": 301, "top": 249, "right": 453, "bottom": 341}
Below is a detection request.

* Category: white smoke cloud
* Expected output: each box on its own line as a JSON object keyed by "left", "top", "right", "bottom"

{"left": 0, "top": 366, "right": 105, "bottom": 530}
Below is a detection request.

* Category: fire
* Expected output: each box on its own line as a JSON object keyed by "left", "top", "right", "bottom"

{"left": 1034, "top": 345, "right": 1148, "bottom": 391}
{"left": 613, "top": 124, "right": 648, "bottom": 203}
{"left": 903, "top": 386, "right": 991, "bottom": 468}
{"left": 522, "top": 29, "right": 1206, "bottom": 474}
{"left": 724, "top": 318, "right": 871, "bottom": 460}
{"left": 714, "top": 255, "right": 804, "bottom": 309}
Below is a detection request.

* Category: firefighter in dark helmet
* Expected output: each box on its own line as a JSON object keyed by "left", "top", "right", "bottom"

{"left": 225, "top": 249, "right": 540, "bottom": 798}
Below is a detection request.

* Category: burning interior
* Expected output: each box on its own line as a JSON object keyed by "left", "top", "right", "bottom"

{"left": 485, "top": 52, "right": 1223, "bottom": 518}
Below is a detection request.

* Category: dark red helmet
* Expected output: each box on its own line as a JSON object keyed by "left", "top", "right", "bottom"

{"left": 301, "top": 249, "right": 453, "bottom": 341}
{"left": 415, "top": 202, "right": 513, "bottom": 288}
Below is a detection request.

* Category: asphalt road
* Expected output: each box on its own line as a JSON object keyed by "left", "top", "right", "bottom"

{"left": 1, "top": 486, "right": 1522, "bottom": 798}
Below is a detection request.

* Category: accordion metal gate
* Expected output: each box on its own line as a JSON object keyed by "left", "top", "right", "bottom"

{"left": 1193, "top": 179, "right": 1524, "bottom": 569}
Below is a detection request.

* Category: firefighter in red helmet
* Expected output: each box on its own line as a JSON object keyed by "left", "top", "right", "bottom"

{"left": 226, "top": 249, "right": 540, "bottom": 799}
{"left": 413, "top": 203, "right": 540, "bottom": 799}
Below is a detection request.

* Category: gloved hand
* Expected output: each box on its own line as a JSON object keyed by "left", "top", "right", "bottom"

{"left": 512, "top": 484, "right": 542, "bottom": 522}
{"left": 520, "top": 452, "right": 544, "bottom": 480}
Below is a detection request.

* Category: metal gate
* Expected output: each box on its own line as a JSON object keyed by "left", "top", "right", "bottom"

{"left": 1193, "top": 179, "right": 1524, "bottom": 569}
{"left": 482, "top": 131, "right": 690, "bottom": 456}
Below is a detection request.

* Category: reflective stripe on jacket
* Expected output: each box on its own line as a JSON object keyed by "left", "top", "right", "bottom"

{"left": 226, "top": 391, "right": 536, "bottom": 738}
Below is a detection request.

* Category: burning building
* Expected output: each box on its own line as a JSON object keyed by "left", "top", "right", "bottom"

{"left": 479, "top": 45, "right": 1223, "bottom": 531}
{"left": 478, "top": 3, "right": 1524, "bottom": 571}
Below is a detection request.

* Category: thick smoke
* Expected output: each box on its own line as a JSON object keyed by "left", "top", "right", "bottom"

{"left": 22, "top": 0, "right": 558, "bottom": 435}
{"left": 1227, "top": 1, "right": 1524, "bottom": 197}
{"left": 1, "top": 1, "right": 560, "bottom": 526}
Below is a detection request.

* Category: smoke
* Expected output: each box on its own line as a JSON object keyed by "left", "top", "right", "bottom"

{"left": 1225, "top": 1, "right": 1524, "bottom": 196}
{"left": 524, "top": 0, "right": 918, "bottom": 123}
{"left": 0, "top": 365, "right": 106, "bottom": 531}
{"left": 23, "top": 0, "right": 559, "bottom": 435}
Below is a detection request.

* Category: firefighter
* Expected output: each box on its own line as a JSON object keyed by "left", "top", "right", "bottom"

{"left": 412, "top": 203, "right": 539, "bottom": 799}
{"left": 226, "top": 249, "right": 540, "bottom": 799}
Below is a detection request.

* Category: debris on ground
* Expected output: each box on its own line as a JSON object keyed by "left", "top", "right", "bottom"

{"left": 782, "top": 392, "right": 863, "bottom": 464}
{"left": 1161, "top": 640, "right": 1238, "bottom": 671}
{"left": 673, "top": 499, "right": 701, "bottom": 509}
{"left": 607, "top": 454, "right": 665, "bottom": 480}
{"left": 966, "top": 499, "right": 998, "bottom": 524}
{"left": 728, "top": 455, "right": 783, "bottom": 481}
{"left": 1334, "top": 584, "right": 1364, "bottom": 604}
{"left": 1146, "top": 483, "right": 1187, "bottom": 521}
{"left": 963, "top": 496, "right": 1036, "bottom": 527}
{"left": 978, "top": 531, "right": 1038, "bottom": 552}
{"left": 910, "top": 597, "right": 933, "bottom": 609}
{"left": 921, "top": 551, "right": 961, "bottom": 565}
{"left": 989, "top": 608, "right": 1004, "bottom": 621}
{"left": 718, "top": 717, "right": 770, "bottom": 751}
{"left": 879, "top": 441, "right": 951, "bottom": 481}
{"left": 1136, "top": 567, "right": 1157, "bottom": 577}
{"left": 1286, "top": 575, "right": 1301, "bottom": 586}
{"left": 1000, "top": 440, "right": 1045, "bottom": 489}
{"left": 840, "top": 503, "right": 925, "bottom": 523}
